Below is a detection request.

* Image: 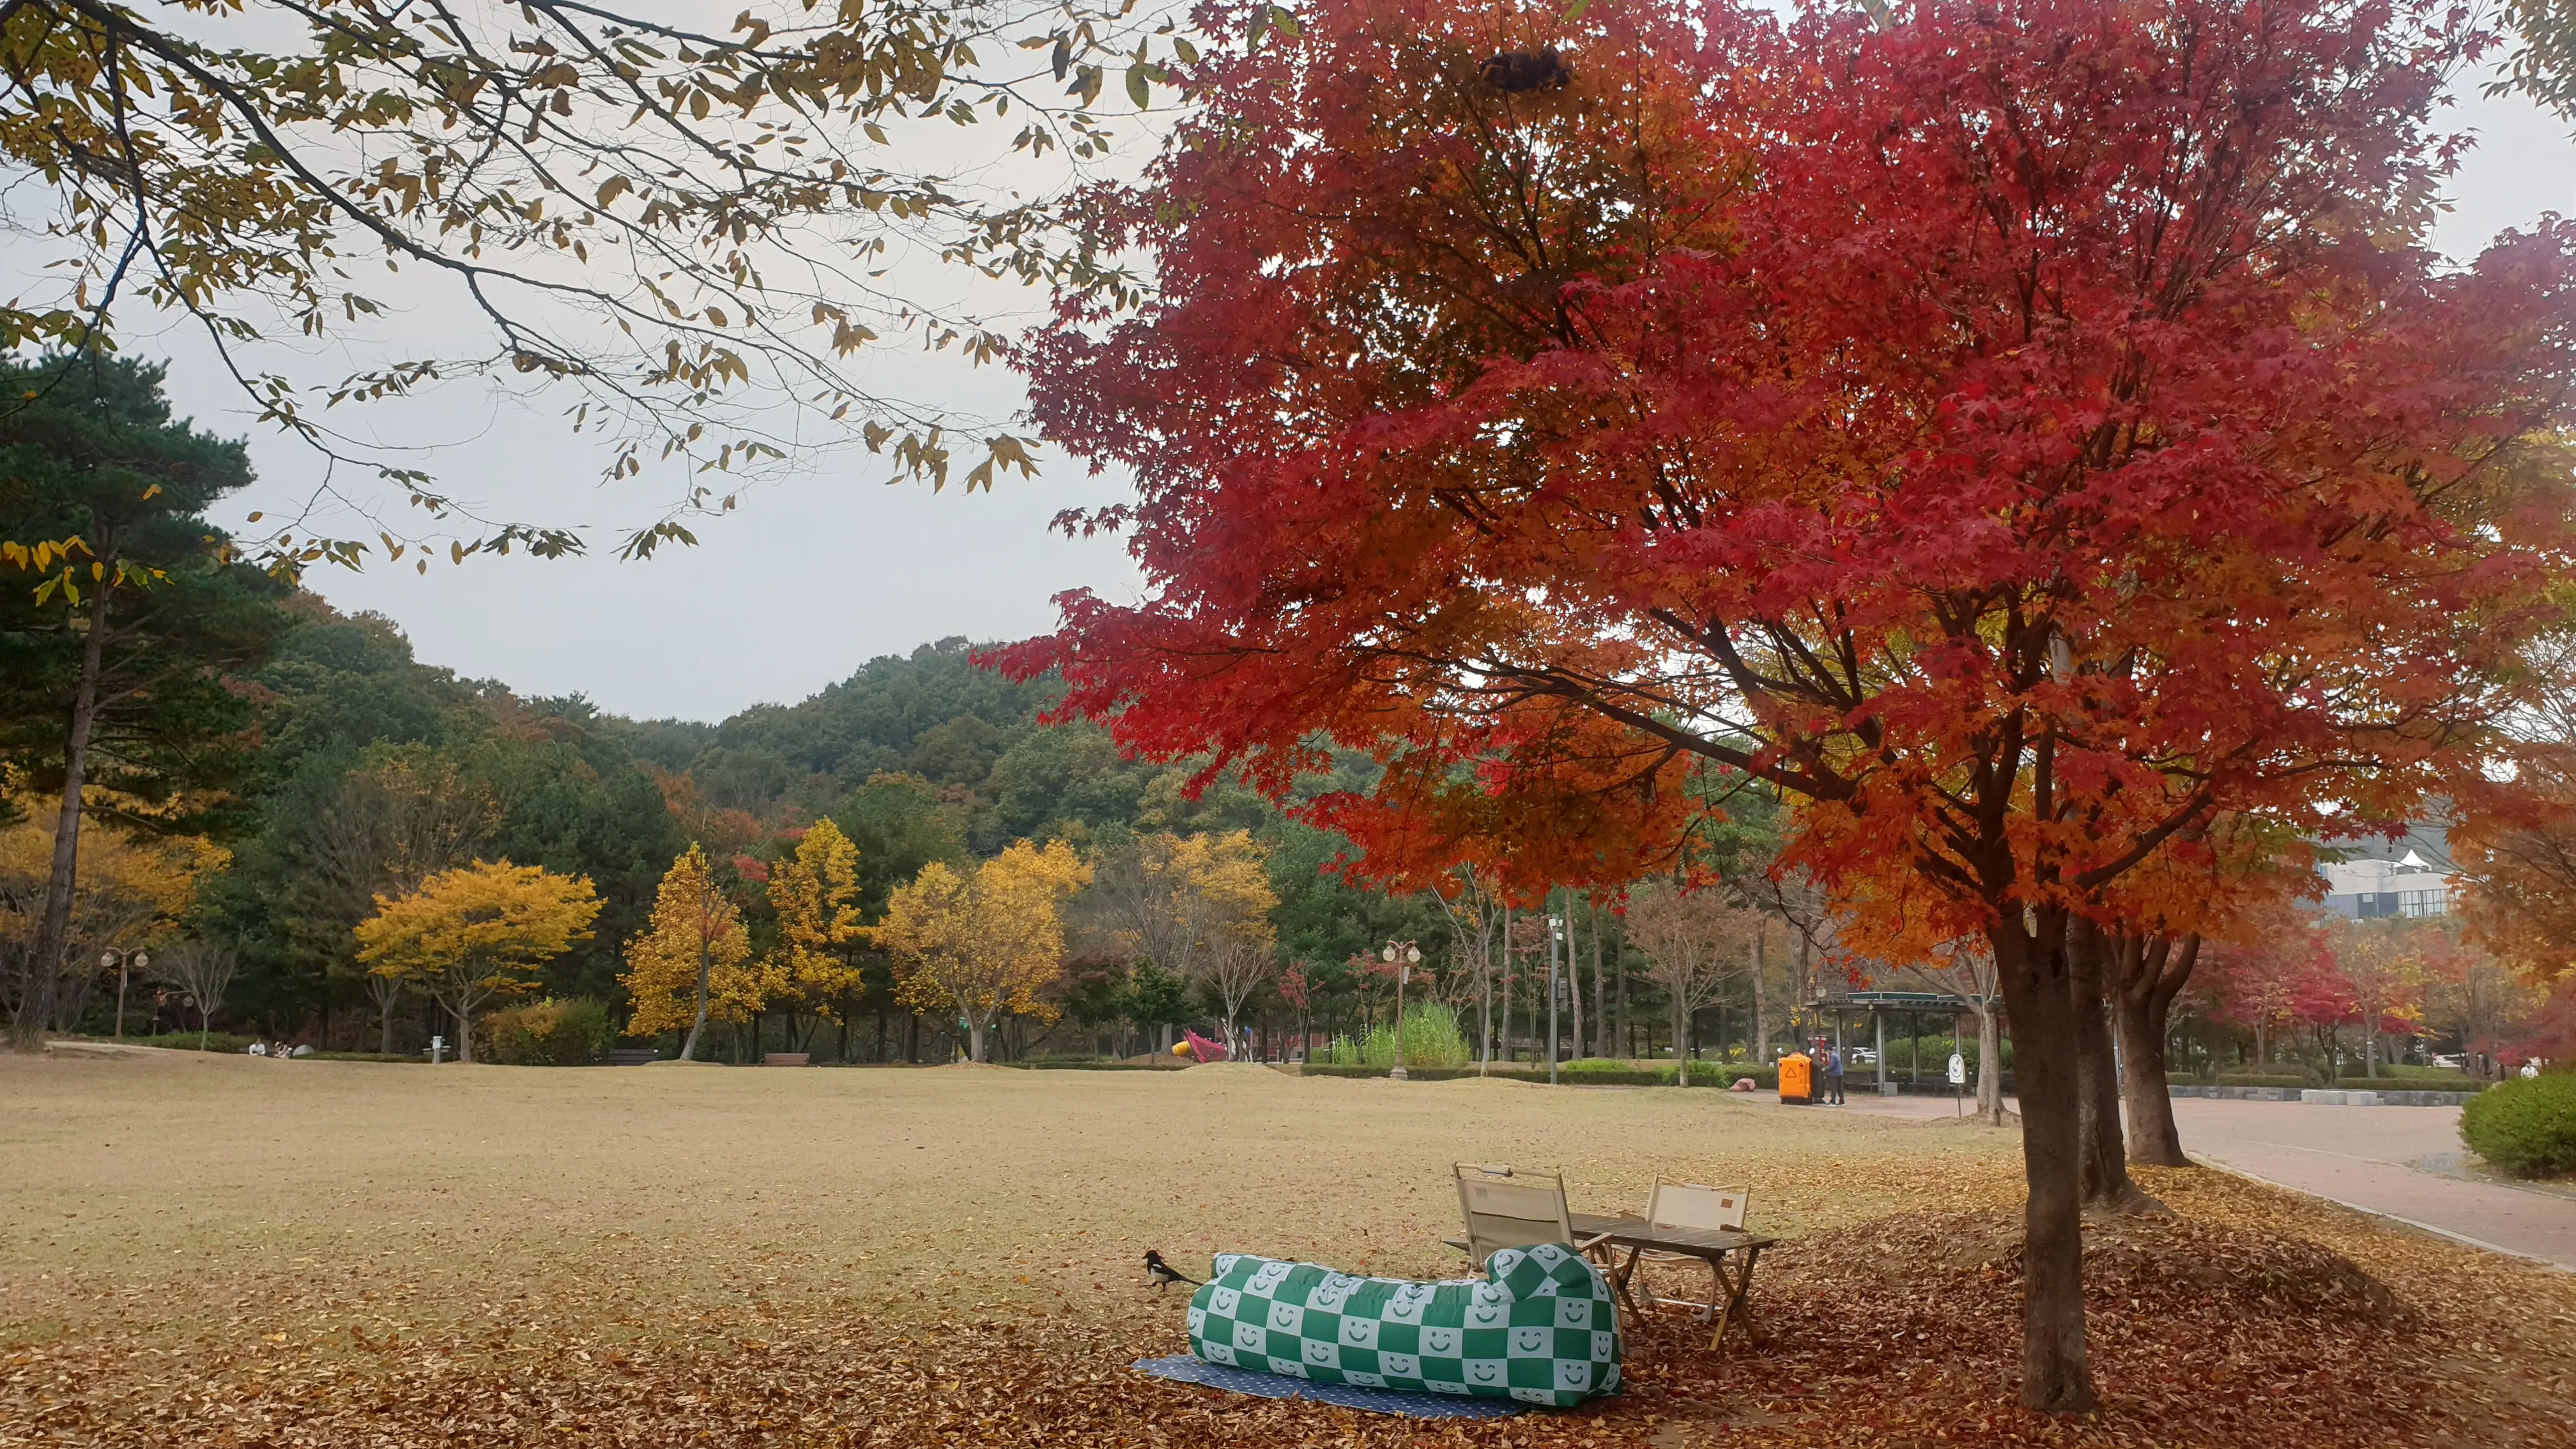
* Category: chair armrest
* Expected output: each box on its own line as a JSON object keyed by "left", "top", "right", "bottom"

{"left": 1575, "top": 1230, "right": 1617, "bottom": 1254}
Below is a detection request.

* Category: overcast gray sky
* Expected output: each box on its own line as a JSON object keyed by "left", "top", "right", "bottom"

{"left": 30, "top": 56, "right": 2576, "bottom": 724}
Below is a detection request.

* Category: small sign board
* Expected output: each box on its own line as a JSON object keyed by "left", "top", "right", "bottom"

{"left": 1947, "top": 1052, "right": 1966, "bottom": 1085}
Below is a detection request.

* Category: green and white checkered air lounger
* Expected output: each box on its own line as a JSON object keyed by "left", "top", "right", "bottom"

{"left": 1185, "top": 1243, "right": 1622, "bottom": 1407}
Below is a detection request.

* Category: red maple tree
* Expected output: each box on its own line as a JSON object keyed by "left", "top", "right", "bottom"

{"left": 1004, "top": 0, "right": 2576, "bottom": 1410}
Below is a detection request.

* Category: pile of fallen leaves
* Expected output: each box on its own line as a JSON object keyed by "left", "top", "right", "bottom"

{"left": 6, "top": 1169, "right": 2571, "bottom": 1448}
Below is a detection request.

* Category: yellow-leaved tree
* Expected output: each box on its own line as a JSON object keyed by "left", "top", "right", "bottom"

{"left": 1085, "top": 830, "right": 1280, "bottom": 1042}
{"left": 765, "top": 819, "right": 867, "bottom": 1052}
{"left": 0, "top": 797, "right": 227, "bottom": 1035}
{"left": 1169, "top": 832, "right": 1278, "bottom": 1041}
{"left": 622, "top": 845, "right": 750, "bottom": 1062}
{"left": 353, "top": 861, "right": 601, "bottom": 1063}
{"left": 878, "top": 839, "right": 1089, "bottom": 1062}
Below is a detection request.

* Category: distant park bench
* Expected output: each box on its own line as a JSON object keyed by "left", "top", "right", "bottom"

{"left": 606, "top": 1048, "right": 659, "bottom": 1066}
{"left": 762, "top": 1053, "right": 810, "bottom": 1067}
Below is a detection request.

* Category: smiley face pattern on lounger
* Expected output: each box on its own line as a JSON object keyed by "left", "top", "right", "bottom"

{"left": 1184, "top": 1243, "right": 1621, "bottom": 1407}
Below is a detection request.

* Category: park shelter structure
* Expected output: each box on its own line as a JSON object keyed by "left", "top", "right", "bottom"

{"left": 1801, "top": 988, "right": 1998, "bottom": 1096}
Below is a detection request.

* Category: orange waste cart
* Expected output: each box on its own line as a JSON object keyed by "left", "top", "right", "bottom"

{"left": 1778, "top": 1052, "right": 1814, "bottom": 1105}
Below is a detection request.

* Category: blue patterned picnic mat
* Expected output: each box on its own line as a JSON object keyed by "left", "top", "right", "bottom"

{"left": 1131, "top": 1354, "right": 1529, "bottom": 1418}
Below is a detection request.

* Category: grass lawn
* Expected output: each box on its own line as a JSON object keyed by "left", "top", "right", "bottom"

{"left": 4, "top": 1050, "right": 2571, "bottom": 1446}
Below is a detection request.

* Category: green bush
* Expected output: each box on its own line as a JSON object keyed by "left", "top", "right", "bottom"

{"left": 1317, "top": 1006, "right": 1473, "bottom": 1068}
{"left": 1346, "top": 1003, "right": 1472, "bottom": 1069}
{"left": 1301, "top": 1063, "right": 1521, "bottom": 1080}
{"left": 483, "top": 998, "right": 613, "bottom": 1066}
{"left": 1298, "top": 1058, "right": 1775, "bottom": 1087}
{"left": 1874, "top": 1035, "right": 2012, "bottom": 1073}
{"left": 2460, "top": 1073, "right": 2576, "bottom": 1177}
{"left": 1560, "top": 1057, "right": 1747, "bottom": 1087}
{"left": 2340, "top": 1064, "right": 2475, "bottom": 1084}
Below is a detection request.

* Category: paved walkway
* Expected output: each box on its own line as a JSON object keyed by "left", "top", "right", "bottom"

{"left": 1823, "top": 1089, "right": 2576, "bottom": 1269}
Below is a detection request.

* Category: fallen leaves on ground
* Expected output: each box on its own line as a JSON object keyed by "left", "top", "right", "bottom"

{"left": 6, "top": 1169, "right": 2570, "bottom": 1448}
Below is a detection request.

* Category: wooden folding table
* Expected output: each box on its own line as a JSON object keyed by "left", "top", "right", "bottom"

{"left": 1568, "top": 1211, "right": 1774, "bottom": 1352}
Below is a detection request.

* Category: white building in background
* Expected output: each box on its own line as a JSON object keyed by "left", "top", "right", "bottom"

{"left": 2320, "top": 849, "right": 2452, "bottom": 919}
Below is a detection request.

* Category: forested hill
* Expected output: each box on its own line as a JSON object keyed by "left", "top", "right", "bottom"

{"left": 199, "top": 608, "right": 1414, "bottom": 1034}
{"left": 616, "top": 635, "right": 1271, "bottom": 854}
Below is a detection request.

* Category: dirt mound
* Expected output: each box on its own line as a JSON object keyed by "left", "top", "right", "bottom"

{"left": 1802, "top": 1207, "right": 2400, "bottom": 1322}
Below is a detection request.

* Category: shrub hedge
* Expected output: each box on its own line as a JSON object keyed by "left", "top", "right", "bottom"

{"left": 2460, "top": 1072, "right": 2576, "bottom": 1178}
{"left": 139, "top": 1032, "right": 261, "bottom": 1054}
{"left": 1299, "top": 1059, "right": 1774, "bottom": 1088}
{"left": 484, "top": 998, "right": 613, "bottom": 1066}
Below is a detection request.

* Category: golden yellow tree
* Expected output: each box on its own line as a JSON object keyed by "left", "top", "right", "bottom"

{"left": 1170, "top": 831, "right": 1278, "bottom": 1041}
{"left": 622, "top": 845, "right": 751, "bottom": 1062}
{"left": 0, "top": 797, "right": 226, "bottom": 1036}
{"left": 878, "top": 840, "right": 1089, "bottom": 1062}
{"left": 353, "top": 861, "right": 601, "bottom": 1063}
{"left": 765, "top": 819, "right": 868, "bottom": 1050}
{"left": 1086, "top": 830, "right": 1280, "bottom": 1041}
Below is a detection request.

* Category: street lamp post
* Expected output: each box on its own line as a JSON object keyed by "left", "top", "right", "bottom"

{"left": 1381, "top": 940, "right": 1421, "bottom": 1080}
{"left": 101, "top": 948, "right": 149, "bottom": 1040}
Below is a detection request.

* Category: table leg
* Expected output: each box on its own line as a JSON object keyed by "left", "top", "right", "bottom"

{"left": 1708, "top": 1247, "right": 1763, "bottom": 1352}
{"left": 1608, "top": 1246, "right": 1646, "bottom": 1317}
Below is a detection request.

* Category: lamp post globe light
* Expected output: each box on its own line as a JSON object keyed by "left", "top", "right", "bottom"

{"left": 1381, "top": 940, "right": 1421, "bottom": 1080}
{"left": 102, "top": 947, "right": 149, "bottom": 1040}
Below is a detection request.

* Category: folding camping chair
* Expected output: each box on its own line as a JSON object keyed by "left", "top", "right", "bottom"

{"left": 1450, "top": 1163, "right": 1615, "bottom": 1271}
{"left": 1619, "top": 1179, "right": 1751, "bottom": 1318}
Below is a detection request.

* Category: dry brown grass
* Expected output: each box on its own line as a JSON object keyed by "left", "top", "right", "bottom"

{"left": 1, "top": 1052, "right": 2014, "bottom": 1340}
{"left": 3, "top": 1052, "right": 2571, "bottom": 1447}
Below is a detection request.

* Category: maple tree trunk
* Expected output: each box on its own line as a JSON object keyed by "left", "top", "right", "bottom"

{"left": 2069, "top": 923, "right": 2156, "bottom": 1214}
{"left": 966, "top": 1009, "right": 989, "bottom": 1063}
{"left": 1976, "top": 1006, "right": 2005, "bottom": 1124}
{"left": 1988, "top": 918, "right": 2097, "bottom": 1414}
{"left": 2115, "top": 934, "right": 2196, "bottom": 1169}
{"left": 2117, "top": 997, "right": 2188, "bottom": 1167}
{"left": 14, "top": 588, "right": 109, "bottom": 1050}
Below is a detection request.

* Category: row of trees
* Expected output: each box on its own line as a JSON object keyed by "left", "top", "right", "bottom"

{"left": 2196, "top": 912, "right": 2556, "bottom": 1082}
{"left": 615, "top": 828, "right": 1256, "bottom": 1065}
